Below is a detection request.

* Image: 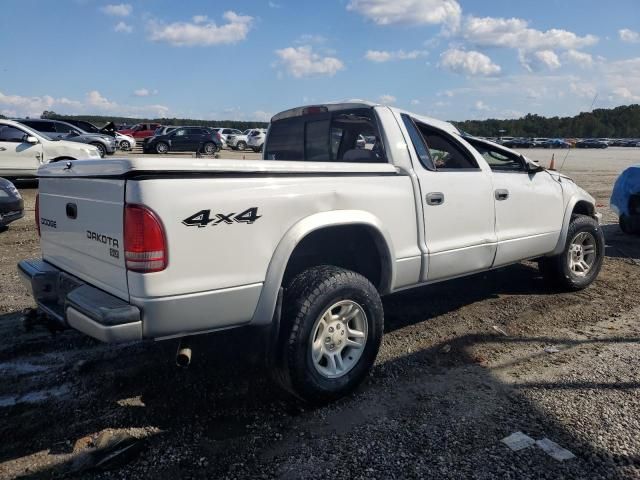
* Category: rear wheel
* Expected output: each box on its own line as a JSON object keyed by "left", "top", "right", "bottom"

{"left": 272, "top": 265, "right": 384, "bottom": 403}
{"left": 90, "top": 142, "right": 106, "bottom": 158}
{"left": 203, "top": 142, "right": 216, "bottom": 155}
{"left": 539, "top": 215, "right": 604, "bottom": 291}
{"left": 155, "top": 142, "right": 169, "bottom": 154}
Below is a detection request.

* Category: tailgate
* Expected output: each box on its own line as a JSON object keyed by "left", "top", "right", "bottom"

{"left": 38, "top": 177, "right": 128, "bottom": 300}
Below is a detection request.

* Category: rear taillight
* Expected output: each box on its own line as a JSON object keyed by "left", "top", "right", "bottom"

{"left": 216, "top": 132, "right": 222, "bottom": 140}
{"left": 35, "top": 194, "right": 40, "bottom": 237}
{"left": 124, "top": 204, "right": 167, "bottom": 273}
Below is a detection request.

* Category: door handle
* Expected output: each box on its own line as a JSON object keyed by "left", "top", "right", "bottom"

{"left": 0, "top": 147, "right": 6, "bottom": 151}
{"left": 495, "top": 189, "right": 509, "bottom": 201}
{"left": 426, "top": 192, "right": 445, "bottom": 206}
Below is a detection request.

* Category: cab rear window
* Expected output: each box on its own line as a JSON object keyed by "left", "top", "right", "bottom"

{"left": 264, "top": 108, "right": 386, "bottom": 163}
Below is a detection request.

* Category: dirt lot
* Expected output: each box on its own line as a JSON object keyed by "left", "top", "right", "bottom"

{"left": 0, "top": 148, "right": 639, "bottom": 479}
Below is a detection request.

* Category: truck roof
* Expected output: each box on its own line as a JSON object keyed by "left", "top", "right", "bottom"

{"left": 271, "top": 101, "right": 460, "bottom": 136}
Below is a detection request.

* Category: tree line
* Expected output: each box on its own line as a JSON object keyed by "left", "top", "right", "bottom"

{"left": 453, "top": 104, "right": 640, "bottom": 138}
{"left": 38, "top": 111, "right": 268, "bottom": 130}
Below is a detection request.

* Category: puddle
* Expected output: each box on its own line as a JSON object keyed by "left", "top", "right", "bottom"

{"left": 0, "top": 383, "right": 72, "bottom": 407}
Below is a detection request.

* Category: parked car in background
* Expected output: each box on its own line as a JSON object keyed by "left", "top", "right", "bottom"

{"left": 0, "top": 177, "right": 24, "bottom": 228}
{"left": 503, "top": 137, "right": 535, "bottom": 148}
{"left": 226, "top": 131, "right": 249, "bottom": 150}
{"left": 0, "top": 120, "right": 101, "bottom": 177}
{"left": 154, "top": 126, "right": 178, "bottom": 137}
{"left": 611, "top": 166, "right": 640, "bottom": 234}
{"left": 541, "top": 139, "right": 571, "bottom": 148}
{"left": 115, "top": 132, "right": 136, "bottom": 151}
{"left": 247, "top": 128, "right": 267, "bottom": 152}
{"left": 118, "top": 123, "right": 163, "bottom": 140}
{"left": 19, "top": 119, "right": 116, "bottom": 158}
{"left": 576, "top": 139, "right": 608, "bottom": 149}
{"left": 216, "top": 128, "right": 243, "bottom": 148}
{"left": 143, "top": 126, "right": 222, "bottom": 154}
{"left": 58, "top": 119, "right": 116, "bottom": 137}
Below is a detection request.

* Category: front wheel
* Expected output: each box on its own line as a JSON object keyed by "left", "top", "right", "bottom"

{"left": 90, "top": 142, "right": 106, "bottom": 158}
{"left": 272, "top": 266, "right": 384, "bottom": 403}
{"left": 539, "top": 215, "right": 604, "bottom": 291}
{"left": 120, "top": 140, "right": 131, "bottom": 151}
{"left": 237, "top": 141, "right": 247, "bottom": 151}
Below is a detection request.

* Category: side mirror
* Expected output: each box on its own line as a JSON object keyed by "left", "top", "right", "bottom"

{"left": 68, "top": 130, "right": 81, "bottom": 137}
{"left": 26, "top": 135, "right": 38, "bottom": 144}
{"left": 526, "top": 162, "right": 544, "bottom": 173}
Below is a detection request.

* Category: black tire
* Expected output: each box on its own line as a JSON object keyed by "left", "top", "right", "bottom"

{"left": 90, "top": 142, "right": 106, "bottom": 158}
{"left": 203, "top": 142, "right": 216, "bottom": 155}
{"left": 252, "top": 147, "right": 260, "bottom": 153}
{"left": 120, "top": 140, "right": 131, "bottom": 151}
{"left": 619, "top": 214, "right": 638, "bottom": 234}
{"left": 155, "top": 142, "right": 169, "bottom": 154}
{"left": 237, "top": 141, "right": 247, "bottom": 151}
{"left": 272, "top": 266, "right": 384, "bottom": 403}
{"left": 538, "top": 215, "right": 604, "bottom": 291}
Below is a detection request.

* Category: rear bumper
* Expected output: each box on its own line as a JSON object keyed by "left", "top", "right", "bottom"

{"left": 18, "top": 259, "right": 142, "bottom": 343}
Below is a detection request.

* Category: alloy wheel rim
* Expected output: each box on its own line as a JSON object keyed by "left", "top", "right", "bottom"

{"left": 310, "top": 300, "right": 368, "bottom": 379}
{"left": 568, "top": 231, "right": 597, "bottom": 277}
{"left": 205, "top": 144, "right": 215, "bottom": 154}
{"left": 157, "top": 143, "right": 167, "bottom": 153}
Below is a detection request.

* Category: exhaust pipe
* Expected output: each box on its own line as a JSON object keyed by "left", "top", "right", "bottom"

{"left": 176, "top": 338, "right": 192, "bottom": 368}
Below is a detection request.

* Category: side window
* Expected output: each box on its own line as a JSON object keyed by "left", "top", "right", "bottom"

{"left": 55, "top": 123, "right": 74, "bottom": 134}
{"left": 25, "top": 121, "right": 56, "bottom": 133}
{"left": 402, "top": 115, "right": 435, "bottom": 170}
{"left": 467, "top": 140, "right": 524, "bottom": 172}
{"left": 0, "top": 126, "right": 27, "bottom": 143}
{"left": 417, "top": 125, "right": 478, "bottom": 170}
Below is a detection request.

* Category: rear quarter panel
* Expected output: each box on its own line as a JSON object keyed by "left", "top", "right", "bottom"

{"left": 125, "top": 175, "right": 420, "bottom": 299}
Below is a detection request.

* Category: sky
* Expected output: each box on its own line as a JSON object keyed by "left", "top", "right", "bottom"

{"left": 1, "top": 0, "right": 639, "bottom": 122}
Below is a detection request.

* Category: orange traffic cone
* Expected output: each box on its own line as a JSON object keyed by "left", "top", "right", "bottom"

{"left": 549, "top": 153, "right": 556, "bottom": 170}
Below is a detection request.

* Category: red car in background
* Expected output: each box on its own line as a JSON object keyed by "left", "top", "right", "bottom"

{"left": 118, "top": 123, "right": 162, "bottom": 140}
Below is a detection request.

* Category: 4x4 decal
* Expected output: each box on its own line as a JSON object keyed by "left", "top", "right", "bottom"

{"left": 182, "top": 207, "right": 261, "bottom": 228}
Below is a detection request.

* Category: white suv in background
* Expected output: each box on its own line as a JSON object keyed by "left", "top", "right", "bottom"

{"left": 247, "top": 128, "right": 267, "bottom": 152}
{"left": 216, "top": 128, "right": 243, "bottom": 149}
{"left": 0, "top": 120, "right": 101, "bottom": 177}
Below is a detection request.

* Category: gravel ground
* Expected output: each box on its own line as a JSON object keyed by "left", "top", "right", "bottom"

{"left": 0, "top": 148, "right": 639, "bottom": 479}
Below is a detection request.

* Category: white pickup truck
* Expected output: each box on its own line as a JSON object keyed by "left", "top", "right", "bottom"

{"left": 19, "top": 101, "right": 604, "bottom": 402}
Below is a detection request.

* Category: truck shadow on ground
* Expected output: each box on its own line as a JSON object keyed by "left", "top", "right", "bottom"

{"left": 1, "top": 224, "right": 638, "bottom": 478}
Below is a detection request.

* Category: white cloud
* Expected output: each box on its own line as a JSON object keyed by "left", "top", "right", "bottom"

{"left": 563, "top": 49, "right": 593, "bottom": 68}
{"left": 570, "top": 82, "right": 597, "bottom": 98}
{"left": 519, "top": 50, "right": 561, "bottom": 71}
{"left": 462, "top": 16, "right": 598, "bottom": 51}
{"left": 0, "top": 90, "right": 169, "bottom": 118}
{"left": 148, "top": 11, "right": 253, "bottom": 47}
{"left": 275, "top": 46, "right": 344, "bottom": 78}
{"left": 474, "top": 100, "right": 490, "bottom": 111}
{"left": 347, "top": 0, "right": 461, "bottom": 29}
{"left": 619, "top": 28, "right": 640, "bottom": 43}
{"left": 268, "top": 1, "right": 281, "bottom": 8}
{"left": 611, "top": 87, "right": 640, "bottom": 102}
{"left": 133, "top": 88, "right": 158, "bottom": 97}
{"left": 440, "top": 48, "right": 501, "bottom": 76}
{"left": 378, "top": 94, "right": 396, "bottom": 104}
{"left": 410, "top": 99, "right": 421, "bottom": 105}
{"left": 114, "top": 21, "right": 133, "bottom": 33}
{"left": 364, "top": 49, "right": 427, "bottom": 62}
{"left": 101, "top": 3, "right": 132, "bottom": 17}
{"left": 192, "top": 15, "right": 208, "bottom": 24}
{"left": 252, "top": 110, "right": 272, "bottom": 122}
